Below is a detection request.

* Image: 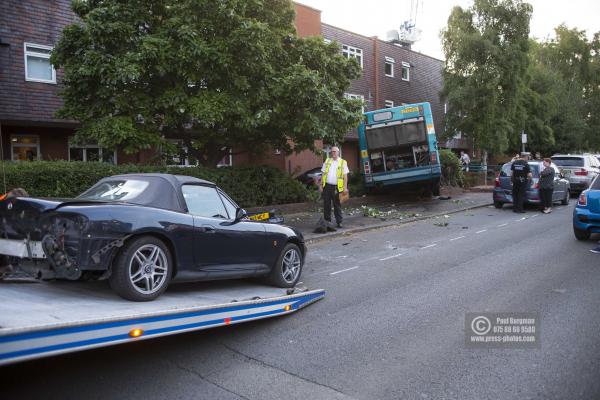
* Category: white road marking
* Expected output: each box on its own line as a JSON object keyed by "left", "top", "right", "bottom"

{"left": 531, "top": 214, "right": 539, "bottom": 218}
{"left": 497, "top": 223, "right": 508, "bottom": 227}
{"left": 421, "top": 244, "right": 437, "bottom": 249}
{"left": 514, "top": 217, "right": 527, "bottom": 221}
{"left": 476, "top": 229, "right": 487, "bottom": 234}
{"left": 450, "top": 236, "right": 465, "bottom": 241}
{"left": 329, "top": 266, "right": 359, "bottom": 275}
{"left": 379, "top": 253, "right": 404, "bottom": 261}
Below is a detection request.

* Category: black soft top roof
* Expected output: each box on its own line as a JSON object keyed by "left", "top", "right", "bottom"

{"left": 79, "top": 173, "right": 215, "bottom": 212}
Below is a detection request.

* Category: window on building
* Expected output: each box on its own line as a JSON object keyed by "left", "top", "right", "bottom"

{"left": 345, "top": 93, "right": 365, "bottom": 113}
{"left": 323, "top": 38, "right": 332, "bottom": 44}
{"left": 69, "top": 144, "right": 117, "bottom": 164}
{"left": 384, "top": 56, "right": 395, "bottom": 77}
{"left": 342, "top": 44, "right": 363, "bottom": 68}
{"left": 11, "top": 135, "right": 40, "bottom": 161}
{"left": 164, "top": 140, "right": 196, "bottom": 166}
{"left": 384, "top": 100, "right": 394, "bottom": 108}
{"left": 401, "top": 62, "right": 410, "bottom": 81}
{"left": 24, "top": 43, "right": 56, "bottom": 83}
{"left": 217, "top": 148, "right": 233, "bottom": 167}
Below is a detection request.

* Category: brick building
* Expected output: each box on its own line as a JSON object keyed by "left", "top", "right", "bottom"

{"left": 0, "top": 1, "right": 454, "bottom": 173}
{"left": 0, "top": 0, "right": 154, "bottom": 164}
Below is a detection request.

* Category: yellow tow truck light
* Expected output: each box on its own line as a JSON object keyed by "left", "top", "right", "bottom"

{"left": 129, "top": 328, "right": 144, "bottom": 338}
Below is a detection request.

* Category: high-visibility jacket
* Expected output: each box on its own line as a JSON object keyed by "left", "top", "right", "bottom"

{"left": 322, "top": 158, "right": 347, "bottom": 192}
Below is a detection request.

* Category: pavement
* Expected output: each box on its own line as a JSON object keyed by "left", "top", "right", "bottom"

{"left": 6, "top": 200, "right": 600, "bottom": 399}
{"left": 283, "top": 189, "right": 493, "bottom": 242}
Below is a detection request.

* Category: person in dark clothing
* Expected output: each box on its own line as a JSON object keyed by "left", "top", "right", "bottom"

{"left": 539, "top": 158, "right": 555, "bottom": 213}
{"left": 511, "top": 155, "right": 532, "bottom": 213}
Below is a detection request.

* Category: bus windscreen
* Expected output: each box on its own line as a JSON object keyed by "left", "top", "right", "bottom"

{"left": 366, "top": 121, "right": 427, "bottom": 150}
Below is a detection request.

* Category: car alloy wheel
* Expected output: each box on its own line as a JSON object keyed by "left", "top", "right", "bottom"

{"left": 281, "top": 248, "right": 301, "bottom": 284}
{"left": 110, "top": 236, "right": 173, "bottom": 301}
{"left": 129, "top": 244, "right": 169, "bottom": 295}
{"left": 269, "top": 243, "right": 303, "bottom": 288}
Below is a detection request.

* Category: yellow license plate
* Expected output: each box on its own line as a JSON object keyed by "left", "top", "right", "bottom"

{"left": 248, "top": 212, "right": 270, "bottom": 221}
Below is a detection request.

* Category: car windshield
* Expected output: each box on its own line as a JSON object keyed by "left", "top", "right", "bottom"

{"left": 552, "top": 157, "right": 584, "bottom": 167}
{"left": 78, "top": 180, "right": 150, "bottom": 201}
{"left": 591, "top": 176, "right": 600, "bottom": 190}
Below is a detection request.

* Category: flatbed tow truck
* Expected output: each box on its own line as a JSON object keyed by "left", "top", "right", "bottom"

{"left": 0, "top": 279, "right": 324, "bottom": 366}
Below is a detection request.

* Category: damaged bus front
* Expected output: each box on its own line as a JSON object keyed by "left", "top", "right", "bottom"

{"left": 358, "top": 102, "right": 442, "bottom": 195}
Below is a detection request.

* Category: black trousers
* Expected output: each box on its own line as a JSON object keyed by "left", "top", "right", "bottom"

{"left": 512, "top": 180, "right": 527, "bottom": 212}
{"left": 323, "top": 184, "right": 342, "bottom": 224}
{"left": 540, "top": 188, "right": 554, "bottom": 209}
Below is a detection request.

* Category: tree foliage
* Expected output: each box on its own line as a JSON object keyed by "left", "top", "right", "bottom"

{"left": 526, "top": 26, "right": 600, "bottom": 154}
{"left": 51, "top": 0, "right": 362, "bottom": 166}
{"left": 441, "top": 0, "right": 532, "bottom": 155}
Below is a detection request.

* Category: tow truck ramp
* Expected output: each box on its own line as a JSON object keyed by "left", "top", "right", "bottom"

{"left": 0, "top": 280, "right": 324, "bottom": 366}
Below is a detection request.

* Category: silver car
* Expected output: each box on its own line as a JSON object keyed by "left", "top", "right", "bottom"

{"left": 551, "top": 154, "right": 600, "bottom": 193}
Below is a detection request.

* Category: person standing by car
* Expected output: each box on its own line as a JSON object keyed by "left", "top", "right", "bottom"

{"left": 319, "top": 146, "right": 349, "bottom": 228}
{"left": 511, "top": 154, "right": 532, "bottom": 213}
{"left": 539, "top": 158, "right": 555, "bottom": 214}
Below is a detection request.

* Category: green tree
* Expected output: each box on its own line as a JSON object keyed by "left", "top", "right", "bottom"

{"left": 441, "top": 0, "right": 532, "bottom": 158}
{"left": 518, "top": 40, "right": 559, "bottom": 155}
{"left": 527, "top": 25, "right": 598, "bottom": 154}
{"left": 51, "top": 0, "right": 362, "bottom": 167}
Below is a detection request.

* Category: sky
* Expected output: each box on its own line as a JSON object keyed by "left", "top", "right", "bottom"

{"left": 295, "top": 0, "right": 600, "bottom": 60}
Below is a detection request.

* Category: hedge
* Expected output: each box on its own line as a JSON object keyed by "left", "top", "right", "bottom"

{"left": 439, "top": 149, "right": 464, "bottom": 187}
{"left": 0, "top": 161, "right": 309, "bottom": 208}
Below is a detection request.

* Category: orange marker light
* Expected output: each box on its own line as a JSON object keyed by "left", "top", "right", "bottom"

{"left": 224, "top": 318, "right": 231, "bottom": 325}
{"left": 129, "top": 328, "right": 144, "bottom": 338}
{"left": 284, "top": 305, "right": 291, "bottom": 312}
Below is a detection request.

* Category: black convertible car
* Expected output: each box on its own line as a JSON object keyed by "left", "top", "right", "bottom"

{"left": 0, "top": 174, "right": 305, "bottom": 301}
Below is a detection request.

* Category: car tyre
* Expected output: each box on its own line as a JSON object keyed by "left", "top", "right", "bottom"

{"left": 109, "top": 236, "right": 173, "bottom": 301}
{"left": 268, "top": 243, "right": 303, "bottom": 288}
{"left": 573, "top": 226, "right": 591, "bottom": 241}
{"left": 561, "top": 190, "right": 570, "bottom": 205}
{"left": 494, "top": 201, "right": 503, "bottom": 209}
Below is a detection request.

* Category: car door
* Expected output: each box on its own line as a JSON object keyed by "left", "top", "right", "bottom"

{"left": 551, "top": 164, "right": 565, "bottom": 201}
{"left": 499, "top": 163, "right": 513, "bottom": 197}
{"left": 181, "top": 184, "right": 267, "bottom": 278}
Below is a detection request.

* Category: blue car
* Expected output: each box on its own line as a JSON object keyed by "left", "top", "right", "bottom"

{"left": 573, "top": 176, "right": 600, "bottom": 240}
{"left": 493, "top": 161, "right": 570, "bottom": 209}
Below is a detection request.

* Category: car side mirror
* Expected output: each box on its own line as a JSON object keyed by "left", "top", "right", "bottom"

{"left": 235, "top": 208, "right": 247, "bottom": 221}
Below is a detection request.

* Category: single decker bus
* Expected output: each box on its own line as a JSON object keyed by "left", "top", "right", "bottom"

{"left": 358, "top": 102, "right": 441, "bottom": 195}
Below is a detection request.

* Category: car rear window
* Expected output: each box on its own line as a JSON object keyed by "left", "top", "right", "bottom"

{"left": 500, "top": 163, "right": 540, "bottom": 177}
{"left": 552, "top": 157, "right": 584, "bottom": 167}
{"left": 591, "top": 176, "right": 600, "bottom": 190}
{"left": 78, "top": 180, "right": 150, "bottom": 201}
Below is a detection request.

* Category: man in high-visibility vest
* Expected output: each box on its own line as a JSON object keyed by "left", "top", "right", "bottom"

{"left": 319, "top": 146, "right": 349, "bottom": 228}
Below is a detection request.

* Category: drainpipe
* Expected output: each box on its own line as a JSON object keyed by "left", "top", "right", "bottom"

{"left": 372, "top": 37, "right": 380, "bottom": 110}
